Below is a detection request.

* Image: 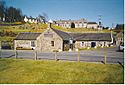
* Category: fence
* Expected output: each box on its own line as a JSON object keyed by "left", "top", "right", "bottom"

{"left": 0, "top": 48, "right": 124, "bottom": 64}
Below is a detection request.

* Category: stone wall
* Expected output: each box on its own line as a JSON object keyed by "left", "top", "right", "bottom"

{"left": 14, "top": 40, "right": 37, "bottom": 50}
{"left": 87, "top": 24, "right": 98, "bottom": 29}
{"left": 75, "top": 41, "right": 111, "bottom": 48}
{"left": 36, "top": 28, "right": 63, "bottom": 52}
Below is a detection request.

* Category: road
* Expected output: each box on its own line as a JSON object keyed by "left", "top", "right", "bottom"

{"left": 0, "top": 47, "right": 124, "bottom": 64}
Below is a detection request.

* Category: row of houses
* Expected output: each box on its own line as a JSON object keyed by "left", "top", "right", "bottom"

{"left": 14, "top": 23, "right": 113, "bottom": 52}
{"left": 24, "top": 16, "right": 38, "bottom": 23}
{"left": 24, "top": 17, "right": 101, "bottom": 30}
{"left": 54, "top": 18, "right": 102, "bottom": 30}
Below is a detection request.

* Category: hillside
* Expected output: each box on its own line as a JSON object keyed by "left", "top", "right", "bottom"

{"left": 0, "top": 23, "right": 113, "bottom": 42}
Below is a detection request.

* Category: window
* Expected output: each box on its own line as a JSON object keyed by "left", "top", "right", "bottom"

{"left": 82, "top": 42, "right": 84, "bottom": 46}
{"left": 51, "top": 41, "right": 54, "bottom": 46}
{"left": 31, "top": 41, "right": 35, "bottom": 47}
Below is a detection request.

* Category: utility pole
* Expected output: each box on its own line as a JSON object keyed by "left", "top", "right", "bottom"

{"left": 98, "top": 15, "right": 102, "bottom": 30}
{"left": 112, "top": 23, "right": 114, "bottom": 29}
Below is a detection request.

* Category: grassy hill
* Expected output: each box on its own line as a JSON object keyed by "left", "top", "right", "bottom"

{"left": 0, "top": 58, "right": 123, "bottom": 84}
{"left": 52, "top": 25, "right": 111, "bottom": 33}
{"left": 0, "top": 23, "right": 113, "bottom": 42}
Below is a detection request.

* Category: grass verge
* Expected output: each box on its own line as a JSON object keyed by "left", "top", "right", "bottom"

{"left": 0, "top": 58, "right": 123, "bottom": 84}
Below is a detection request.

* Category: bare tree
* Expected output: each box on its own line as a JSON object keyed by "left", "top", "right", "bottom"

{"left": 38, "top": 13, "right": 48, "bottom": 23}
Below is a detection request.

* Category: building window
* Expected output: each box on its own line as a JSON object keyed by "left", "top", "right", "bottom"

{"left": 31, "top": 41, "right": 35, "bottom": 47}
{"left": 51, "top": 41, "right": 54, "bottom": 46}
{"left": 82, "top": 42, "right": 84, "bottom": 46}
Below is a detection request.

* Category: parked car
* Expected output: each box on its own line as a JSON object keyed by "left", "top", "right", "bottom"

{"left": 119, "top": 44, "right": 124, "bottom": 52}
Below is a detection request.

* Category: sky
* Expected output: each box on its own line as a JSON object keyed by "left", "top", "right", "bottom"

{"left": 3, "top": 0, "right": 124, "bottom": 27}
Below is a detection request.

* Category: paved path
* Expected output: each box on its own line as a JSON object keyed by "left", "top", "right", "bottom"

{"left": 0, "top": 47, "right": 124, "bottom": 64}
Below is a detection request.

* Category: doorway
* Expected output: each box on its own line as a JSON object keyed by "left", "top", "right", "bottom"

{"left": 71, "top": 22, "right": 75, "bottom": 28}
{"left": 91, "top": 42, "right": 96, "bottom": 47}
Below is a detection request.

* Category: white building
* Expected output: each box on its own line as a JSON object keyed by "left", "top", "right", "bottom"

{"left": 86, "top": 22, "right": 98, "bottom": 29}
{"left": 55, "top": 18, "right": 100, "bottom": 29}
{"left": 24, "top": 16, "right": 38, "bottom": 23}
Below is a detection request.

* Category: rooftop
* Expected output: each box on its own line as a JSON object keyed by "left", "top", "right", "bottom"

{"left": 15, "top": 32, "right": 41, "bottom": 40}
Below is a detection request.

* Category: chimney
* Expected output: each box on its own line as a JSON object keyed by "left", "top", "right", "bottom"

{"left": 48, "top": 23, "right": 52, "bottom": 28}
{"left": 48, "top": 19, "right": 53, "bottom": 28}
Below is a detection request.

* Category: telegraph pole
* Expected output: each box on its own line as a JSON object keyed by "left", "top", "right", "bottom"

{"left": 98, "top": 15, "right": 102, "bottom": 30}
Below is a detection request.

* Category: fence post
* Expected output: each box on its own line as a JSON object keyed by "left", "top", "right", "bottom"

{"left": 0, "top": 41, "right": 1, "bottom": 58}
{"left": 15, "top": 50, "right": 17, "bottom": 59}
{"left": 0, "top": 49, "right": 1, "bottom": 58}
{"left": 78, "top": 50, "right": 80, "bottom": 62}
{"left": 34, "top": 51, "right": 37, "bottom": 60}
{"left": 55, "top": 51, "right": 57, "bottom": 61}
{"left": 76, "top": 48, "right": 80, "bottom": 62}
{"left": 103, "top": 47, "right": 107, "bottom": 64}
{"left": 104, "top": 48, "right": 107, "bottom": 64}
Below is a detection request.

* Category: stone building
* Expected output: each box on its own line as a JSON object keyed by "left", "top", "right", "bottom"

{"left": 115, "top": 32, "right": 124, "bottom": 46}
{"left": 14, "top": 24, "right": 112, "bottom": 52}
{"left": 14, "top": 27, "right": 71, "bottom": 52}
{"left": 87, "top": 22, "right": 98, "bottom": 29}
{"left": 14, "top": 33, "right": 41, "bottom": 50}
{"left": 55, "top": 18, "right": 99, "bottom": 29}
{"left": 70, "top": 33, "right": 112, "bottom": 49}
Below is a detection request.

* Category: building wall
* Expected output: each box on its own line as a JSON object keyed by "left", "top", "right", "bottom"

{"left": 115, "top": 32, "right": 124, "bottom": 46}
{"left": 36, "top": 28, "right": 63, "bottom": 52}
{"left": 55, "top": 19, "right": 88, "bottom": 28}
{"left": 56, "top": 22, "right": 98, "bottom": 29}
{"left": 75, "top": 41, "right": 111, "bottom": 48}
{"left": 87, "top": 24, "right": 98, "bottom": 29}
{"left": 14, "top": 40, "right": 37, "bottom": 50}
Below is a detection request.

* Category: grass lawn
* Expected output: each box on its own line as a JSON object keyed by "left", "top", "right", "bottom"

{"left": 0, "top": 58, "right": 124, "bottom": 84}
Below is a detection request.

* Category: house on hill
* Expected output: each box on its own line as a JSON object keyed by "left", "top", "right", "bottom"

{"left": 87, "top": 22, "right": 98, "bottom": 29}
{"left": 24, "top": 16, "right": 38, "bottom": 23}
{"left": 55, "top": 18, "right": 100, "bottom": 30}
{"left": 14, "top": 23, "right": 113, "bottom": 52}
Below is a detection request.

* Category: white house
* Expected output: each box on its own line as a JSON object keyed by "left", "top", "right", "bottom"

{"left": 87, "top": 22, "right": 98, "bottom": 29}
{"left": 24, "top": 16, "right": 38, "bottom": 23}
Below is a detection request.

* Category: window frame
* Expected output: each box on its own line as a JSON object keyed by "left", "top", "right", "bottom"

{"left": 31, "top": 41, "right": 35, "bottom": 47}
{"left": 51, "top": 41, "right": 54, "bottom": 47}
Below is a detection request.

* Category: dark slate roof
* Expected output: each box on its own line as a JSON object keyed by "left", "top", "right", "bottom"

{"left": 87, "top": 22, "right": 97, "bottom": 24}
{"left": 51, "top": 28, "right": 71, "bottom": 40}
{"left": 69, "top": 33, "right": 112, "bottom": 41}
{"left": 15, "top": 32, "right": 41, "bottom": 40}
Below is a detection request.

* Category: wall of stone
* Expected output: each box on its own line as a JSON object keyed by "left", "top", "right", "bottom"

{"left": 87, "top": 24, "right": 98, "bottom": 29}
{"left": 14, "top": 40, "right": 36, "bottom": 50}
{"left": 75, "top": 41, "right": 111, "bottom": 48}
{"left": 36, "top": 28, "right": 63, "bottom": 52}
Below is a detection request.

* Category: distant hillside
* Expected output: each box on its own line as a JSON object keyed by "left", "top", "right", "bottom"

{"left": 0, "top": 23, "right": 112, "bottom": 34}
{"left": 0, "top": 23, "right": 114, "bottom": 42}
{"left": 52, "top": 25, "right": 111, "bottom": 33}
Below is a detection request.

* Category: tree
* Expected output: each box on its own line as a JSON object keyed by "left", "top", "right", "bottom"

{"left": 103, "top": 27, "right": 109, "bottom": 30}
{"left": 38, "top": 13, "right": 48, "bottom": 23}
{"left": 6, "top": 6, "right": 23, "bottom": 22}
{"left": 115, "top": 24, "right": 124, "bottom": 30}
{"left": 0, "top": 1, "right": 6, "bottom": 21}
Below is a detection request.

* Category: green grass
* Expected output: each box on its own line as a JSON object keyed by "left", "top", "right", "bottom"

{"left": 0, "top": 36, "right": 15, "bottom": 41}
{"left": 0, "top": 58, "right": 123, "bottom": 84}
{"left": 52, "top": 25, "right": 112, "bottom": 33}
{"left": 79, "top": 46, "right": 115, "bottom": 51}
